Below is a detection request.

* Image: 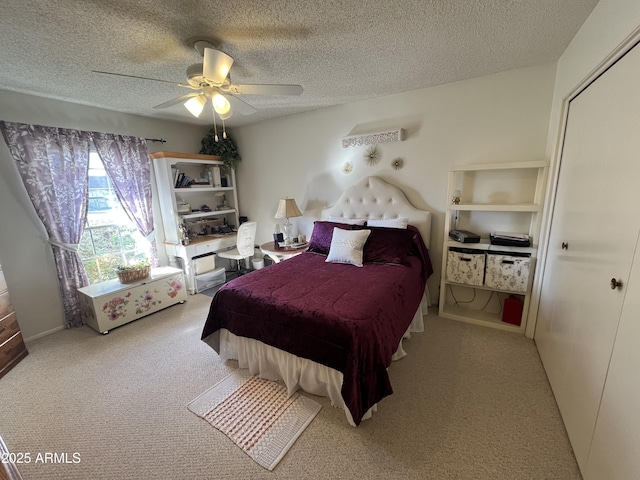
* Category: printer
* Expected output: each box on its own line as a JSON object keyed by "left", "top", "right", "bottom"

{"left": 449, "top": 229, "right": 481, "bottom": 243}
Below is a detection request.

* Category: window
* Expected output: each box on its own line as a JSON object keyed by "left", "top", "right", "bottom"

{"left": 78, "top": 152, "right": 149, "bottom": 284}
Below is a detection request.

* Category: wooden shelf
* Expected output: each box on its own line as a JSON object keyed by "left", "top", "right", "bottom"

{"left": 172, "top": 186, "right": 234, "bottom": 194}
{"left": 450, "top": 160, "right": 549, "bottom": 172}
{"left": 181, "top": 209, "right": 236, "bottom": 220}
{"left": 152, "top": 152, "right": 240, "bottom": 295}
{"left": 445, "top": 240, "right": 537, "bottom": 254}
{"left": 150, "top": 151, "right": 221, "bottom": 162}
{"left": 439, "top": 160, "right": 549, "bottom": 334}
{"left": 443, "top": 280, "right": 529, "bottom": 296}
{"left": 452, "top": 203, "right": 542, "bottom": 212}
{"left": 440, "top": 303, "right": 524, "bottom": 333}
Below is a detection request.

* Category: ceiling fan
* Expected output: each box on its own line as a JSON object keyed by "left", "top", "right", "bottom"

{"left": 93, "top": 39, "right": 303, "bottom": 138}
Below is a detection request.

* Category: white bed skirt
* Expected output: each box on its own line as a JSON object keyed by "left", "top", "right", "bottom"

{"left": 211, "top": 294, "right": 427, "bottom": 426}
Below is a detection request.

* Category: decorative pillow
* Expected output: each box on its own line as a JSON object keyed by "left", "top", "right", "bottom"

{"left": 363, "top": 227, "right": 414, "bottom": 266}
{"left": 307, "top": 221, "right": 357, "bottom": 255}
{"left": 366, "top": 217, "right": 409, "bottom": 229}
{"left": 327, "top": 215, "right": 367, "bottom": 225}
{"left": 326, "top": 228, "right": 371, "bottom": 267}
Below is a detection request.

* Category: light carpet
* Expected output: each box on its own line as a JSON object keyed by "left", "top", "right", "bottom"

{"left": 188, "top": 369, "right": 321, "bottom": 471}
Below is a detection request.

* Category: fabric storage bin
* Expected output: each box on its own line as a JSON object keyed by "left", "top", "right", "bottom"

{"left": 484, "top": 253, "right": 532, "bottom": 293}
{"left": 195, "top": 267, "right": 226, "bottom": 293}
{"left": 445, "top": 248, "right": 485, "bottom": 286}
{"left": 193, "top": 253, "right": 216, "bottom": 275}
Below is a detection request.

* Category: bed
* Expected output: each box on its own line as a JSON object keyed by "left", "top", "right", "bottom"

{"left": 201, "top": 176, "right": 433, "bottom": 425}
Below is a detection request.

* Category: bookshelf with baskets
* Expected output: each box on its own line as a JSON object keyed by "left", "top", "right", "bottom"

{"left": 438, "top": 161, "right": 549, "bottom": 333}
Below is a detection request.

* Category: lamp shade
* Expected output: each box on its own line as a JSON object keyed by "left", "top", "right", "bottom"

{"left": 275, "top": 198, "right": 303, "bottom": 219}
{"left": 203, "top": 48, "right": 234, "bottom": 85}
{"left": 184, "top": 95, "right": 206, "bottom": 117}
{"left": 218, "top": 109, "right": 233, "bottom": 121}
{"left": 212, "top": 93, "right": 231, "bottom": 115}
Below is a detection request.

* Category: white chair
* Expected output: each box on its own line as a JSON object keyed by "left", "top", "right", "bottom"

{"left": 217, "top": 221, "right": 257, "bottom": 277}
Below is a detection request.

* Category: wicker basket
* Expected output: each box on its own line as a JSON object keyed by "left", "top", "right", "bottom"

{"left": 116, "top": 266, "right": 150, "bottom": 284}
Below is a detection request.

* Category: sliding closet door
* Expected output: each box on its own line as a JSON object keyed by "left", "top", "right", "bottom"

{"left": 535, "top": 42, "right": 640, "bottom": 474}
{"left": 586, "top": 240, "right": 640, "bottom": 479}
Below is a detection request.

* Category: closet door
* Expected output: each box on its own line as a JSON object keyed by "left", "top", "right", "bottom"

{"left": 586, "top": 243, "right": 640, "bottom": 479}
{"left": 535, "top": 42, "right": 640, "bottom": 473}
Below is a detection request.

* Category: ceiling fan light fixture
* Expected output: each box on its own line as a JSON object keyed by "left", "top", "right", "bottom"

{"left": 218, "top": 109, "right": 233, "bottom": 121}
{"left": 212, "top": 93, "right": 231, "bottom": 115}
{"left": 203, "top": 48, "right": 234, "bottom": 85}
{"left": 184, "top": 95, "right": 206, "bottom": 117}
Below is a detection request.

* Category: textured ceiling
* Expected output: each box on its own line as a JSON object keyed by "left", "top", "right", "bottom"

{"left": 0, "top": 0, "right": 599, "bottom": 127}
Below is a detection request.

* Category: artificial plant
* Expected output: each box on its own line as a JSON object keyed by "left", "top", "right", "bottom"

{"left": 200, "top": 129, "right": 242, "bottom": 169}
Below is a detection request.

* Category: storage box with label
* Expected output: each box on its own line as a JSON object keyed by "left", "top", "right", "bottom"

{"left": 445, "top": 248, "right": 486, "bottom": 286}
{"left": 484, "top": 253, "right": 532, "bottom": 293}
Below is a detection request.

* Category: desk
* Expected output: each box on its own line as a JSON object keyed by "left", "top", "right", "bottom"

{"left": 260, "top": 242, "right": 308, "bottom": 264}
{"left": 164, "top": 233, "right": 236, "bottom": 294}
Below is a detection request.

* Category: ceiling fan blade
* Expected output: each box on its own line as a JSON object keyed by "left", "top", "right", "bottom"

{"left": 226, "top": 95, "right": 257, "bottom": 116}
{"left": 92, "top": 70, "right": 193, "bottom": 88}
{"left": 203, "top": 48, "right": 234, "bottom": 85}
{"left": 153, "top": 92, "right": 202, "bottom": 109}
{"left": 226, "top": 84, "right": 303, "bottom": 96}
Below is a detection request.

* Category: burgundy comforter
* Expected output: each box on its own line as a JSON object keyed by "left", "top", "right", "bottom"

{"left": 202, "top": 232, "right": 432, "bottom": 425}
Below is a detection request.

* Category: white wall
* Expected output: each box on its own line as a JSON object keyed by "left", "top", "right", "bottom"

{"left": 0, "top": 90, "right": 207, "bottom": 340}
{"left": 545, "top": 0, "right": 640, "bottom": 168}
{"left": 232, "top": 63, "right": 557, "bottom": 302}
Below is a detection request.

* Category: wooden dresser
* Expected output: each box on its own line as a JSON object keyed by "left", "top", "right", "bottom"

{"left": 0, "top": 266, "right": 28, "bottom": 379}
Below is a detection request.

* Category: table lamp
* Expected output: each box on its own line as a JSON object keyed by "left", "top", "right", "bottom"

{"left": 275, "top": 198, "right": 303, "bottom": 245}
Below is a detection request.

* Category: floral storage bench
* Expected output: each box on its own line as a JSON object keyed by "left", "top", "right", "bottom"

{"left": 78, "top": 267, "right": 187, "bottom": 334}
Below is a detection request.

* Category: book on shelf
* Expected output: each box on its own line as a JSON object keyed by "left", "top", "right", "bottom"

{"left": 175, "top": 172, "right": 184, "bottom": 188}
{"left": 175, "top": 174, "right": 193, "bottom": 188}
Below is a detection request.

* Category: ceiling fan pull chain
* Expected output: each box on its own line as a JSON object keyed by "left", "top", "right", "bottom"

{"left": 222, "top": 117, "right": 227, "bottom": 140}
{"left": 211, "top": 103, "right": 219, "bottom": 142}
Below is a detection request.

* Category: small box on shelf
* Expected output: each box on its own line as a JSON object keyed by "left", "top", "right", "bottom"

{"left": 485, "top": 253, "right": 532, "bottom": 293}
{"left": 502, "top": 295, "right": 524, "bottom": 326}
{"left": 195, "top": 267, "right": 226, "bottom": 292}
{"left": 445, "top": 248, "right": 485, "bottom": 286}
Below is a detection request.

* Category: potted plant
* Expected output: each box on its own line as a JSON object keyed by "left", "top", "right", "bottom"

{"left": 116, "top": 259, "right": 151, "bottom": 284}
{"left": 200, "top": 130, "right": 241, "bottom": 169}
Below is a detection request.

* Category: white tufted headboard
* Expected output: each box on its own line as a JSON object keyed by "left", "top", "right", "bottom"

{"left": 322, "top": 176, "right": 431, "bottom": 249}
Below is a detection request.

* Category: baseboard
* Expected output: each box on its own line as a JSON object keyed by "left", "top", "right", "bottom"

{"left": 23, "top": 325, "right": 65, "bottom": 343}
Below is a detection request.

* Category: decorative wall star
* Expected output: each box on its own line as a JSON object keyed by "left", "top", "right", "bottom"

{"left": 364, "top": 145, "right": 380, "bottom": 166}
{"left": 341, "top": 161, "right": 354, "bottom": 174}
{"left": 392, "top": 158, "right": 404, "bottom": 170}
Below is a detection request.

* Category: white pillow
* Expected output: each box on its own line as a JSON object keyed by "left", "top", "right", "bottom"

{"left": 327, "top": 215, "right": 367, "bottom": 226}
{"left": 326, "top": 228, "right": 371, "bottom": 267}
{"left": 366, "top": 217, "right": 409, "bottom": 229}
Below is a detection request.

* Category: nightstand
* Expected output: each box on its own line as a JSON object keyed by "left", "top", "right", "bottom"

{"left": 260, "top": 242, "right": 308, "bottom": 264}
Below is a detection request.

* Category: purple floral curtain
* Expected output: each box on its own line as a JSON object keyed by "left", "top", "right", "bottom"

{"left": 0, "top": 122, "right": 91, "bottom": 328}
{"left": 92, "top": 134, "right": 158, "bottom": 266}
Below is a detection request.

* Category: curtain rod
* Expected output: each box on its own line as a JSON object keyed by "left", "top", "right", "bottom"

{"left": 145, "top": 138, "right": 166, "bottom": 144}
